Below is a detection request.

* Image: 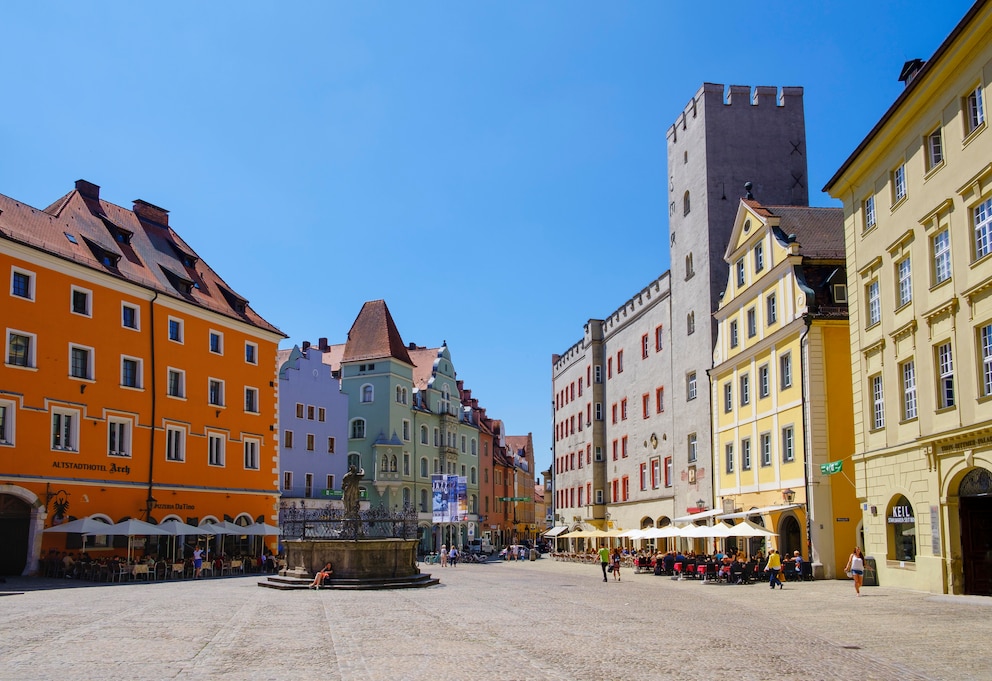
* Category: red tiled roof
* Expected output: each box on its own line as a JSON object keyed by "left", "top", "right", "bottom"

{"left": 341, "top": 300, "right": 413, "bottom": 364}
{"left": 766, "top": 205, "right": 845, "bottom": 259}
{"left": 0, "top": 183, "right": 284, "bottom": 336}
{"left": 408, "top": 346, "right": 442, "bottom": 390}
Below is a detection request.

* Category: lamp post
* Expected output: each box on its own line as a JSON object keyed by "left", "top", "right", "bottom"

{"left": 783, "top": 488, "right": 796, "bottom": 504}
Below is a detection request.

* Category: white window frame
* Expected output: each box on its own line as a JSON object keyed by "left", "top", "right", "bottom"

{"left": 208, "top": 432, "right": 226, "bottom": 467}
{"left": 0, "top": 399, "right": 14, "bottom": 446}
{"left": 754, "top": 242, "right": 764, "bottom": 272}
{"left": 760, "top": 432, "right": 771, "bottom": 467}
{"left": 741, "top": 437, "right": 752, "bottom": 470}
{"left": 208, "top": 330, "right": 224, "bottom": 355}
{"left": 780, "top": 353, "right": 793, "bottom": 389}
{"left": 740, "top": 373, "right": 750, "bottom": 406}
{"left": 725, "top": 442, "right": 735, "bottom": 474}
{"left": 981, "top": 323, "right": 992, "bottom": 397}
{"left": 283, "top": 471, "right": 293, "bottom": 491}
{"left": 867, "top": 280, "right": 881, "bottom": 326}
{"left": 244, "top": 341, "right": 258, "bottom": 365}
{"left": 758, "top": 364, "right": 770, "bottom": 398}
{"left": 167, "top": 316, "right": 184, "bottom": 344}
{"left": 933, "top": 229, "right": 952, "bottom": 285}
{"left": 767, "top": 293, "right": 777, "bottom": 325}
{"left": 687, "top": 433, "right": 697, "bottom": 463}
{"left": 974, "top": 197, "right": 992, "bottom": 260}
{"left": 351, "top": 418, "right": 366, "bottom": 439}
{"left": 52, "top": 406, "right": 80, "bottom": 452}
{"left": 864, "top": 195, "right": 876, "bottom": 230}
{"left": 403, "top": 419, "right": 411, "bottom": 441}
{"left": 926, "top": 127, "right": 944, "bottom": 170}
{"left": 872, "top": 374, "right": 885, "bottom": 430}
{"left": 208, "top": 378, "right": 225, "bottom": 407}
{"left": 107, "top": 416, "right": 132, "bottom": 457}
{"left": 121, "top": 302, "right": 140, "bottom": 331}
{"left": 165, "top": 425, "right": 186, "bottom": 462}
{"left": 966, "top": 84, "right": 985, "bottom": 135}
{"left": 70, "top": 285, "right": 92, "bottom": 317}
{"left": 244, "top": 386, "right": 259, "bottom": 414}
{"left": 936, "top": 342, "right": 955, "bottom": 409}
{"left": 897, "top": 257, "right": 912, "bottom": 307}
{"left": 687, "top": 372, "right": 697, "bottom": 400}
{"left": 781, "top": 426, "right": 795, "bottom": 462}
{"left": 327, "top": 436, "right": 335, "bottom": 454}
{"left": 6, "top": 328, "right": 36, "bottom": 368}
{"left": 10, "top": 267, "right": 36, "bottom": 301}
{"left": 284, "top": 430, "right": 294, "bottom": 449}
{"left": 120, "top": 355, "right": 143, "bottom": 389}
{"left": 68, "top": 343, "right": 94, "bottom": 381}
{"left": 736, "top": 258, "right": 745, "bottom": 287}
{"left": 893, "top": 164, "right": 907, "bottom": 203}
{"left": 360, "top": 384, "right": 374, "bottom": 403}
{"left": 243, "top": 437, "right": 260, "bottom": 470}
{"left": 902, "top": 360, "right": 918, "bottom": 420}
{"left": 723, "top": 383, "right": 733, "bottom": 413}
{"left": 729, "top": 320, "right": 739, "bottom": 348}
{"left": 166, "top": 367, "right": 186, "bottom": 399}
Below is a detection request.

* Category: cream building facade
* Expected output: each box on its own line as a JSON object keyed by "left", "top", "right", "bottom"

{"left": 712, "top": 199, "right": 858, "bottom": 578}
{"left": 824, "top": 0, "right": 992, "bottom": 595}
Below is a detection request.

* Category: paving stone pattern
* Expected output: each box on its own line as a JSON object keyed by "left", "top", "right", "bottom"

{"left": 1, "top": 559, "right": 989, "bottom": 680}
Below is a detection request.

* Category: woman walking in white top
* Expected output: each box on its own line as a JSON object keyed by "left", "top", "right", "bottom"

{"left": 845, "top": 546, "right": 865, "bottom": 596}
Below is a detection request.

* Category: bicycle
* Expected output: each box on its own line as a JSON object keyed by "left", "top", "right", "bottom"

{"left": 423, "top": 552, "right": 440, "bottom": 565}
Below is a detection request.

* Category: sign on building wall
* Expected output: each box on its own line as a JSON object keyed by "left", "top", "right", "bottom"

{"left": 432, "top": 474, "right": 467, "bottom": 522}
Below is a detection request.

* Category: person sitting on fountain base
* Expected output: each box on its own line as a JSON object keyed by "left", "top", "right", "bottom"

{"left": 309, "top": 562, "right": 333, "bottom": 590}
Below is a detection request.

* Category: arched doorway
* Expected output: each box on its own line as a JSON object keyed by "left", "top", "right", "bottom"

{"left": 959, "top": 467, "right": 992, "bottom": 596}
{"left": 780, "top": 515, "right": 802, "bottom": 558}
{"left": 0, "top": 494, "right": 31, "bottom": 575}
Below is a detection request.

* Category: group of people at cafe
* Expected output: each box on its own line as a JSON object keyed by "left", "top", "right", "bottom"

{"left": 582, "top": 545, "right": 810, "bottom": 584}
{"left": 40, "top": 546, "right": 284, "bottom": 581}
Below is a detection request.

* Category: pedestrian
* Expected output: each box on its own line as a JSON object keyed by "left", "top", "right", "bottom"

{"left": 845, "top": 546, "right": 865, "bottom": 596}
{"left": 449, "top": 545, "right": 458, "bottom": 567}
{"left": 610, "top": 547, "right": 621, "bottom": 581}
{"left": 309, "top": 561, "right": 333, "bottom": 589}
{"left": 765, "top": 548, "right": 783, "bottom": 589}
{"left": 440, "top": 545, "right": 448, "bottom": 567}
{"left": 598, "top": 545, "right": 610, "bottom": 582}
{"left": 192, "top": 545, "right": 203, "bottom": 579}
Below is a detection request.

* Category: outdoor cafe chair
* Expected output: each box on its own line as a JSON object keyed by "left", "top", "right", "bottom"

{"left": 170, "top": 563, "right": 185, "bottom": 579}
{"left": 132, "top": 564, "right": 150, "bottom": 581}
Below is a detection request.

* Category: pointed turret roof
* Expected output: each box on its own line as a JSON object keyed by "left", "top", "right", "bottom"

{"left": 342, "top": 300, "right": 413, "bottom": 365}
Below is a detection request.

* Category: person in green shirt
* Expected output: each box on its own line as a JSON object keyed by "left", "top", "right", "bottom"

{"left": 765, "top": 549, "right": 783, "bottom": 589}
{"left": 598, "top": 546, "right": 610, "bottom": 582}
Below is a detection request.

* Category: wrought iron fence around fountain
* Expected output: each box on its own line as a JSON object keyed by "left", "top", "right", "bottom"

{"left": 279, "top": 503, "right": 419, "bottom": 540}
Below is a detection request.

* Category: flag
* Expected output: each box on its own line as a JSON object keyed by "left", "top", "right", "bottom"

{"left": 820, "top": 460, "right": 843, "bottom": 475}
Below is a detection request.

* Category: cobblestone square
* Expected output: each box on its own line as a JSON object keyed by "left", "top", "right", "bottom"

{"left": 1, "top": 558, "right": 989, "bottom": 680}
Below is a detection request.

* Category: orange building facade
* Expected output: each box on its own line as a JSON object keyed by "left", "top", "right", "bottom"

{"left": 0, "top": 180, "right": 284, "bottom": 575}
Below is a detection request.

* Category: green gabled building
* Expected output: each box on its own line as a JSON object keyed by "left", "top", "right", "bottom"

{"left": 340, "top": 300, "right": 482, "bottom": 554}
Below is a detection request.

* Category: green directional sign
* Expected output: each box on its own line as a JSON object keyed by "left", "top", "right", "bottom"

{"left": 498, "top": 497, "right": 531, "bottom": 502}
{"left": 820, "top": 460, "right": 843, "bottom": 475}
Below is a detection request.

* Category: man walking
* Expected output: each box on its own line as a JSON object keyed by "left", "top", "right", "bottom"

{"left": 598, "top": 545, "right": 610, "bottom": 582}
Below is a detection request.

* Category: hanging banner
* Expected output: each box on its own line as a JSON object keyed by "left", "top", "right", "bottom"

{"left": 456, "top": 476, "right": 467, "bottom": 521}
{"left": 820, "top": 460, "right": 843, "bottom": 475}
{"left": 432, "top": 474, "right": 450, "bottom": 523}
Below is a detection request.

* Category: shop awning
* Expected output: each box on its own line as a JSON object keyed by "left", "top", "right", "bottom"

{"left": 718, "top": 503, "right": 801, "bottom": 520}
{"left": 542, "top": 526, "right": 570, "bottom": 537}
{"left": 672, "top": 508, "right": 725, "bottom": 523}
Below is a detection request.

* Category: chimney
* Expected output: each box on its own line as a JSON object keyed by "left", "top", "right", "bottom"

{"left": 132, "top": 199, "right": 169, "bottom": 227}
{"left": 899, "top": 59, "right": 925, "bottom": 87}
{"left": 302, "top": 341, "right": 311, "bottom": 353}
{"left": 319, "top": 337, "right": 329, "bottom": 352}
{"left": 75, "top": 179, "right": 100, "bottom": 201}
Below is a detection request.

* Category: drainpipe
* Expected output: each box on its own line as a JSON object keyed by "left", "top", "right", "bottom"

{"left": 799, "top": 313, "right": 814, "bottom": 569}
{"left": 145, "top": 292, "right": 159, "bottom": 522}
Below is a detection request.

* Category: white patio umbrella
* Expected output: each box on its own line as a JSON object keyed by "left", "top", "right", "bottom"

{"left": 241, "top": 522, "right": 281, "bottom": 536}
{"left": 43, "top": 516, "right": 112, "bottom": 555}
{"left": 726, "top": 519, "right": 776, "bottom": 538}
{"left": 158, "top": 519, "right": 207, "bottom": 560}
{"left": 103, "top": 518, "right": 170, "bottom": 563}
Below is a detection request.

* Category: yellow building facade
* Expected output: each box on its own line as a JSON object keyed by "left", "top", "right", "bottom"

{"left": 0, "top": 180, "right": 285, "bottom": 575}
{"left": 712, "top": 199, "right": 858, "bottom": 578}
{"left": 825, "top": 1, "right": 992, "bottom": 594}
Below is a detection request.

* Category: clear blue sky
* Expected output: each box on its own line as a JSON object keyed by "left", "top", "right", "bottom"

{"left": 0, "top": 1, "right": 975, "bottom": 478}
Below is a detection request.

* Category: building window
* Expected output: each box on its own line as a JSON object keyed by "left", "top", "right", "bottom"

{"left": 723, "top": 383, "right": 733, "bottom": 413}
{"left": 611, "top": 403, "right": 618, "bottom": 424}
{"left": 892, "top": 164, "right": 907, "bottom": 203}
{"left": 607, "top": 358, "right": 612, "bottom": 379}
{"left": 687, "top": 312, "right": 695, "bottom": 335}
{"left": 167, "top": 368, "right": 185, "bottom": 398}
{"left": 69, "top": 345, "right": 92, "bottom": 380}
{"left": 306, "top": 434, "right": 315, "bottom": 451}
{"left": 612, "top": 440, "right": 618, "bottom": 461}
{"left": 758, "top": 364, "right": 770, "bottom": 398}
{"left": 209, "top": 331, "right": 223, "bottom": 354}
{"left": 932, "top": 229, "right": 952, "bottom": 284}
{"left": 760, "top": 433, "right": 771, "bottom": 466}
{"left": 739, "top": 373, "right": 750, "bottom": 406}
{"left": 121, "top": 303, "right": 139, "bottom": 330}
{"left": 936, "top": 342, "right": 955, "bottom": 409}
{"left": 617, "top": 350, "right": 624, "bottom": 373}
{"left": 71, "top": 287, "right": 91, "bottom": 316}
{"left": 402, "top": 420, "right": 411, "bottom": 441}
{"left": 244, "top": 438, "right": 260, "bottom": 470}
{"left": 687, "top": 433, "right": 697, "bottom": 463}
{"left": 767, "top": 293, "right": 777, "bottom": 325}
{"left": 351, "top": 419, "right": 366, "bottom": 439}
{"left": 595, "top": 403, "right": 603, "bottom": 421}
{"left": 871, "top": 374, "right": 885, "bottom": 429}
{"left": 736, "top": 258, "right": 746, "bottom": 287}
{"left": 685, "top": 253, "right": 694, "bottom": 279}
{"left": 0, "top": 401, "right": 14, "bottom": 445}
{"left": 10, "top": 268, "right": 34, "bottom": 300}
{"left": 982, "top": 323, "right": 992, "bottom": 396}
{"left": 966, "top": 85, "right": 985, "bottom": 135}
{"left": 318, "top": 407, "right": 326, "bottom": 422}
{"left": 655, "top": 325, "right": 664, "bottom": 352}
{"left": 741, "top": 438, "right": 751, "bottom": 470}
{"left": 754, "top": 242, "right": 764, "bottom": 272}
{"left": 640, "top": 463, "right": 648, "bottom": 491}
{"left": 655, "top": 387, "right": 664, "bottom": 413}
{"left": 121, "top": 356, "right": 141, "bottom": 388}
{"left": 621, "top": 436, "right": 629, "bottom": 458}
{"left": 6, "top": 330, "right": 34, "bottom": 368}
{"left": 781, "top": 426, "right": 795, "bottom": 462}
{"left": 208, "top": 379, "right": 225, "bottom": 407}
{"left": 108, "top": 417, "right": 130, "bottom": 457}
{"left": 729, "top": 320, "right": 739, "bottom": 348}
{"left": 168, "top": 317, "right": 183, "bottom": 343}
{"left": 421, "top": 425, "right": 429, "bottom": 444}
{"left": 284, "top": 431, "right": 294, "bottom": 449}
{"left": 897, "top": 257, "right": 912, "bottom": 307}
{"left": 361, "top": 384, "right": 374, "bottom": 403}
{"left": 974, "top": 197, "right": 992, "bottom": 260}
{"left": 295, "top": 403, "right": 304, "bottom": 419}
{"left": 642, "top": 393, "right": 650, "bottom": 419}
{"left": 328, "top": 437, "right": 336, "bottom": 453}
{"left": 683, "top": 191, "right": 691, "bottom": 216}
{"left": 864, "top": 196, "right": 876, "bottom": 231}
{"left": 641, "top": 334, "right": 649, "bottom": 359}
{"left": 664, "top": 456, "right": 672, "bottom": 487}
{"left": 620, "top": 399, "right": 628, "bottom": 420}
{"left": 926, "top": 127, "right": 944, "bottom": 170}
{"left": 747, "top": 308, "right": 757, "bottom": 337}
{"left": 208, "top": 433, "right": 225, "bottom": 466}
{"left": 651, "top": 458, "right": 660, "bottom": 488}
{"left": 166, "top": 425, "right": 185, "bottom": 461}
{"left": 283, "top": 472, "right": 293, "bottom": 491}
{"left": 307, "top": 405, "right": 315, "bottom": 420}
{"left": 245, "top": 342, "right": 258, "bottom": 365}
{"left": 244, "top": 387, "right": 258, "bottom": 413}
{"left": 902, "top": 361, "right": 918, "bottom": 420}
{"left": 867, "top": 280, "right": 881, "bottom": 326}
{"left": 780, "top": 353, "right": 792, "bottom": 389}
{"left": 725, "top": 442, "right": 734, "bottom": 474}
{"left": 687, "top": 372, "right": 697, "bottom": 400}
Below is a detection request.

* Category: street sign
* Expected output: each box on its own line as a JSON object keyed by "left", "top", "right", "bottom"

{"left": 497, "top": 497, "right": 531, "bottom": 502}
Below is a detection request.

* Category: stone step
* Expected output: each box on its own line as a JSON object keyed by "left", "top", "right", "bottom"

{"left": 257, "top": 573, "right": 440, "bottom": 591}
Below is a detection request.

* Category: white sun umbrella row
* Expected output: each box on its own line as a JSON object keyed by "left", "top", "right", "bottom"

{"left": 620, "top": 520, "right": 775, "bottom": 541}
